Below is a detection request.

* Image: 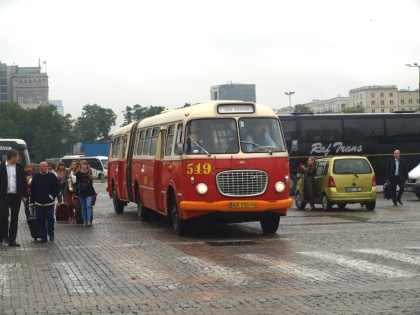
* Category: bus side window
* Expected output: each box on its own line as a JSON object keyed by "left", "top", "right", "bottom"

{"left": 165, "top": 125, "right": 175, "bottom": 156}
{"left": 143, "top": 129, "right": 152, "bottom": 156}
{"left": 149, "top": 127, "right": 159, "bottom": 156}
{"left": 136, "top": 130, "right": 145, "bottom": 156}
{"left": 175, "top": 123, "right": 183, "bottom": 154}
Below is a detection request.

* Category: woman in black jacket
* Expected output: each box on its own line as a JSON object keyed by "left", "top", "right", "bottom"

{"left": 75, "top": 160, "right": 96, "bottom": 226}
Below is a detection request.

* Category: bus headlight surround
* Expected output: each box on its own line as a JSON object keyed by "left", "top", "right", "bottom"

{"left": 274, "top": 181, "right": 286, "bottom": 193}
{"left": 196, "top": 183, "right": 208, "bottom": 195}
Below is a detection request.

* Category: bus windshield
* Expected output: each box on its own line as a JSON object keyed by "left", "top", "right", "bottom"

{"left": 100, "top": 159, "right": 108, "bottom": 169}
{"left": 184, "top": 118, "right": 286, "bottom": 154}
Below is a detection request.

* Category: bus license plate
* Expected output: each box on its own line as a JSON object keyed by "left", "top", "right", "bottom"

{"left": 229, "top": 202, "right": 256, "bottom": 208}
{"left": 346, "top": 187, "right": 363, "bottom": 192}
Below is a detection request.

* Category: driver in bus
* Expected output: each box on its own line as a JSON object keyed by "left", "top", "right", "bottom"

{"left": 245, "top": 123, "right": 275, "bottom": 152}
{"left": 186, "top": 132, "right": 205, "bottom": 154}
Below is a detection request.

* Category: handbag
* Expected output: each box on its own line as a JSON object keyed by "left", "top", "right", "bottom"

{"left": 72, "top": 195, "right": 80, "bottom": 207}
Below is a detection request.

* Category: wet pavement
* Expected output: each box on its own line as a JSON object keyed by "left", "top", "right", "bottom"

{"left": 1, "top": 182, "right": 420, "bottom": 314}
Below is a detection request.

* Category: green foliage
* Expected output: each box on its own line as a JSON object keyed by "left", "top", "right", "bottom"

{"left": 341, "top": 107, "right": 365, "bottom": 113}
{"left": 0, "top": 103, "right": 76, "bottom": 161}
{"left": 74, "top": 104, "right": 117, "bottom": 142}
{"left": 293, "top": 104, "right": 313, "bottom": 113}
{"left": 120, "top": 104, "right": 166, "bottom": 127}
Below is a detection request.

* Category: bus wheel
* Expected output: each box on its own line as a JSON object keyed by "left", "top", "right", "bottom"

{"left": 289, "top": 174, "right": 297, "bottom": 196}
{"left": 416, "top": 192, "right": 420, "bottom": 199}
{"left": 113, "top": 188, "right": 124, "bottom": 214}
{"left": 295, "top": 192, "right": 307, "bottom": 210}
{"left": 171, "top": 195, "right": 189, "bottom": 236}
{"left": 137, "top": 192, "right": 150, "bottom": 222}
{"left": 321, "top": 194, "right": 332, "bottom": 211}
{"left": 365, "top": 201, "right": 376, "bottom": 211}
{"left": 260, "top": 214, "right": 280, "bottom": 234}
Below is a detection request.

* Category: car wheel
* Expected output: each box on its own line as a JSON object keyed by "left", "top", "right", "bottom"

{"left": 113, "top": 187, "right": 124, "bottom": 214}
{"left": 137, "top": 192, "right": 150, "bottom": 222}
{"left": 321, "top": 194, "right": 332, "bottom": 211}
{"left": 260, "top": 214, "right": 280, "bottom": 234}
{"left": 365, "top": 201, "right": 376, "bottom": 211}
{"left": 295, "top": 192, "right": 307, "bottom": 210}
{"left": 171, "top": 195, "right": 189, "bottom": 236}
{"left": 289, "top": 173, "right": 298, "bottom": 196}
{"left": 337, "top": 203, "right": 347, "bottom": 209}
{"left": 415, "top": 192, "right": 420, "bottom": 199}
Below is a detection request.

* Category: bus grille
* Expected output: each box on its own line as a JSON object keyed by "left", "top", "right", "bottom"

{"left": 216, "top": 170, "right": 268, "bottom": 197}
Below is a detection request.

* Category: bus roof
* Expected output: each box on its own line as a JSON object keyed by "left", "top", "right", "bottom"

{"left": 0, "top": 139, "right": 27, "bottom": 145}
{"left": 112, "top": 101, "right": 278, "bottom": 137}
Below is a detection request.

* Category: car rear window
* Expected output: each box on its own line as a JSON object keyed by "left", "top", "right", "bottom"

{"left": 333, "top": 159, "right": 372, "bottom": 174}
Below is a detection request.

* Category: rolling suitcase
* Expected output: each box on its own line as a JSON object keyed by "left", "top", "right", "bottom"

{"left": 27, "top": 208, "right": 40, "bottom": 241}
{"left": 75, "top": 205, "right": 94, "bottom": 225}
{"left": 383, "top": 182, "right": 392, "bottom": 200}
{"left": 55, "top": 202, "right": 69, "bottom": 222}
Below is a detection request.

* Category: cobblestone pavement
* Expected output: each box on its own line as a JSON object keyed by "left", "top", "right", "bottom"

{"left": 1, "top": 182, "right": 420, "bottom": 314}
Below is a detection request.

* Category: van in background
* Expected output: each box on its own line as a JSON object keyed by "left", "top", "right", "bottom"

{"left": 61, "top": 155, "right": 108, "bottom": 179}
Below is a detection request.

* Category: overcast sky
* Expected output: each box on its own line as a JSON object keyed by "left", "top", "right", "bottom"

{"left": 1, "top": 0, "right": 420, "bottom": 131}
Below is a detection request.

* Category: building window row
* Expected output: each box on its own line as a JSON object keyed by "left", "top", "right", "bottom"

{"left": 17, "top": 78, "right": 45, "bottom": 87}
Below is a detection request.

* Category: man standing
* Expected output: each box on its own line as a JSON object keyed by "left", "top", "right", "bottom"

{"left": 386, "top": 149, "right": 409, "bottom": 206}
{"left": 30, "top": 161, "right": 61, "bottom": 243}
{"left": 0, "top": 149, "right": 28, "bottom": 247}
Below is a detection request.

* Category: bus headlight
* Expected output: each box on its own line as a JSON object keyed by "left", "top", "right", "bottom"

{"left": 196, "top": 183, "right": 208, "bottom": 195}
{"left": 274, "top": 181, "right": 286, "bottom": 193}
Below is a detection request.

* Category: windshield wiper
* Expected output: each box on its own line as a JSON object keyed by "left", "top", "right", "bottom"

{"left": 188, "top": 134, "right": 211, "bottom": 157}
{"left": 240, "top": 141, "right": 273, "bottom": 155}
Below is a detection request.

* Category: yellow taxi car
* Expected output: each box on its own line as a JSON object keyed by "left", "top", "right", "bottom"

{"left": 295, "top": 156, "right": 377, "bottom": 211}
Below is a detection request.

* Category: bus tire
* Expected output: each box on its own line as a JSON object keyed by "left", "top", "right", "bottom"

{"left": 260, "top": 214, "right": 280, "bottom": 234}
{"left": 113, "top": 188, "right": 124, "bottom": 214}
{"left": 365, "top": 201, "right": 376, "bottom": 211}
{"left": 415, "top": 192, "right": 420, "bottom": 199}
{"left": 295, "top": 192, "right": 306, "bottom": 210}
{"left": 171, "top": 195, "right": 189, "bottom": 236}
{"left": 137, "top": 192, "right": 151, "bottom": 222}
{"left": 321, "top": 194, "right": 332, "bottom": 211}
{"left": 289, "top": 173, "right": 297, "bottom": 196}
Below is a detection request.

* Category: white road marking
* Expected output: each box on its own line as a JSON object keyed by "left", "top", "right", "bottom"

{"left": 353, "top": 249, "right": 420, "bottom": 266}
{"left": 298, "top": 251, "right": 415, "bottom": 278}
{"left": 177, "top": 256, "right": 250, "bottom": 285}
{"left": 237, "top": 253, "right": 339, "bottom": 282}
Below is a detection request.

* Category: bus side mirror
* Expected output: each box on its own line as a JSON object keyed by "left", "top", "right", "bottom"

{"left": 291, "top": 140, "right": 298, "bottom": 152}
{"left": 174, "top": 143, "right": 184, "bottom": 155}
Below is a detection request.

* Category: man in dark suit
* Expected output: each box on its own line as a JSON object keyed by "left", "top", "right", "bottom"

{"left": 385, "top": 149, "right": 409, "bottom": 206}
{"left": 0, "top": 149, "right": 28, "bottom": 246}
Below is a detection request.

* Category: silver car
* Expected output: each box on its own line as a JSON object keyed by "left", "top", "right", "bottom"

{"left": 406, "top": 163, "right": 420, "bottom": 199}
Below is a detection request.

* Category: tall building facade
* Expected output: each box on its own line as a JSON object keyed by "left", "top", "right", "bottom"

{"left": 210, "top": 83, "right": 256, "bottom": 102}
{"left": 0, "top": 61, "right": 49, "bottom": 109}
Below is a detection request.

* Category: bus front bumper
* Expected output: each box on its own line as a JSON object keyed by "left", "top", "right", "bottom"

{"left": 180, "top": 198, "right": 293, "bottom": 215}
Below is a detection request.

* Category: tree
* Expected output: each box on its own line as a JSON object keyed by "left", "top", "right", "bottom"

{"left": 74, "top": 104, "right": 117, "bottom": 142}
{"left": 342, "top": 107, "right": 365, "bottom": 113}
{"left": 0, "top": 118, "right": 19, "bottom": 138}
{"left": 293, "top": 104, "right": 312, "bottom": 113}
{"left": 120, "top": 105, "right": 167, "bottom": 127}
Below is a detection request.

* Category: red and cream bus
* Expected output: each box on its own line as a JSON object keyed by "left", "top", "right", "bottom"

{"left": 108, "top": 101, "right": 293, "bottom": 236}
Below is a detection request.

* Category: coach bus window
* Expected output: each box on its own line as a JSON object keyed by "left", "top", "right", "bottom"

{"left": 143, "top": 128, "right": 152, "bottom": 156}
{"left": 386, "top": 118, "right": 419, "bottom": 141}
{"left": 165, "top": 125, "right": 175, "bottom": 156}
{"left": 344, "top": 119, "right": 384, "bottom": 141}
{"left": 135, "top": 130, "right": 145, "bottom": 156}
{"left": 239, "top": 118, "right": 285, "bottom": 153}
{"left": 301, "top": 119, "right": 342, "bottom": 142}
{"left": 280, "top": 120, "right": 297, "bottom": 146}
{"left": 149, "top": 127, "right": 160, "bottom": 156}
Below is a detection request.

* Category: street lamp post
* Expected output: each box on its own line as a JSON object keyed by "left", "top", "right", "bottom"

{"left": 406, "top": 63, "right": 420, "bottom": 111}
{"left": 285, "top": 92, "right": 295, "bottom": 114}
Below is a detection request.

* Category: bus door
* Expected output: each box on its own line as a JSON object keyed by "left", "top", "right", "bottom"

{"left": 142, "top": 127, "right": 159, "bottom": 210}
{"left": 154, "top": 126, "right": 168, "bottom": 212}
{"left": 117, "top": 134, "right": 129, "bottom": 201}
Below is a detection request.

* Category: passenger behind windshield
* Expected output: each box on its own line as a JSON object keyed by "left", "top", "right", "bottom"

{"left": 244, "top": 122, "right": 276, "bottom": 152}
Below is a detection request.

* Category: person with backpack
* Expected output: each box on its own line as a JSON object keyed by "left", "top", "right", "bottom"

{"left": 75, "top": 160, "right": 96, "bottom": 226}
